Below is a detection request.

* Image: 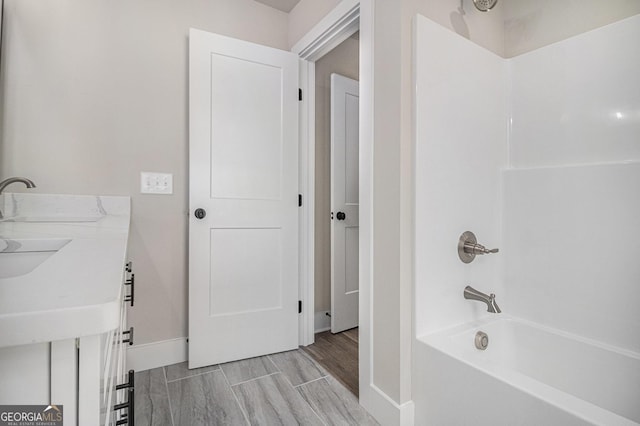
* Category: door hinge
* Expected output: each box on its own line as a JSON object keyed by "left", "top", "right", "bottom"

{"left": 298, "top": 194, "right": 302, "bottom": 207}
{"left": 298, "top": 88, "right": 303, "bottom": 101}
{"left": 298, "top": 300, "right": 302, "bottom": 314}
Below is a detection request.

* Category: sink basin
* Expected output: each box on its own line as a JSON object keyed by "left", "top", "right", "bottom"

{"left": 0, "top": 216, "right": 102, "bottom": 223}
{"left": 0, "top": 238, "right": 72, "bottom": 279}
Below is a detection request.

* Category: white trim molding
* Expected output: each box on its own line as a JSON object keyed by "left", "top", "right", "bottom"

{"left": 363, "top": 384, "right": 415, "bottom": 426}
{"left": 298, "top": 58, "right": 316, "bottom": 347}
{"left": 294, "top": 0, "right": 361, "bottom": 349}
{"left": 126, "top": 337, "right": 187, "bottom": 372}
{"left": 291, "top": 0, "right": 360, "bottom": 62}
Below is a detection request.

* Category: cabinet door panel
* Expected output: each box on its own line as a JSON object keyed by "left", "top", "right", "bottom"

{"left": 0, "top": 343, "right": 49, "bottom": 404}
{"left": 51, "top": 339, "right": 78, "bottom": 426}
{"left": 79, "top": 335, "right": 102, "bottom": 425}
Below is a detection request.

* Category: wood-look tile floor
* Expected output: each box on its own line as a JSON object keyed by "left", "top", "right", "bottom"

{"left": 301, "top": 328, "right": 359, "bottom": 397}
{"left": 135, "top": 342, "right": 376, "bottom": 426}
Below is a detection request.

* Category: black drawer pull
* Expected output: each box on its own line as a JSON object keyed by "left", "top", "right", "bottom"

{"left": 116, "top": 370, "right": 135, "bottom": 390}
{"left": 114, "top": 387, "right": 135, "bottom": 426}
{"left": 124, "top": 274, "right": 135, "bottom": 307}
{"left": 121, "top": 327, "right": 134, "bottom": 345}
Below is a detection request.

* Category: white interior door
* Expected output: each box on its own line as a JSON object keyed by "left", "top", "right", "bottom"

{"left": 189, "top": 29, "right": 299, "bottom": 367}
{"left": 331, "top": 73, "right": 359, "bottom": 334}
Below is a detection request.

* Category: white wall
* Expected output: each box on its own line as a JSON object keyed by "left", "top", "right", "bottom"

{"left": 314, "top": 35, "right": 359, "bottom": 318}
{"left": 504, "top": 0, "right": 640, "bottom": 57}
{"left": 0, "top": 0, "right": 288, "bottom": 347}
{"left": 413, "top": 15, "right": 507, "bottom": 337}
{"left": 503, "top": 15, "right": 640, "bottom": 353}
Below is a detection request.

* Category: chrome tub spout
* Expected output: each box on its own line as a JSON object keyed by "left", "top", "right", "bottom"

{"left": 464, "top": 285, "right": 501, "bottom": 313}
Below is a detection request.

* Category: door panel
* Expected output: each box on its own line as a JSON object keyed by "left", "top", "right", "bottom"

{"left": 189, "top": 29, "right": 299, "bottom": 367}
{"left": 209, "top": 228, "right": 283, "bottom": 316}
{"left": 209, "top": 53, "right": 283, "bottom": 200}
{"left": 331, "top": 73, "right": 360, "bottom": 334}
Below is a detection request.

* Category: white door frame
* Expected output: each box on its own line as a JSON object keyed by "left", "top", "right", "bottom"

{"left": 292, "top": 0, "right": 360, "bottom": 348}
{"left": 291, "top": 0, "right": 373, "bottom": 412}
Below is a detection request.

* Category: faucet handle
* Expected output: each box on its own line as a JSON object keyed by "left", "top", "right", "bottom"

{"left": 458, "top": 231, "right": 499, "bottom": 263}
{"left": 464, "top": 242, "right": 499, "bottom": 255}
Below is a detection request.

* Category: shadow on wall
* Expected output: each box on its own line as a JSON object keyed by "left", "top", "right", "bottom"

{"left": 450, "top": 3, "right": 470, "bottom": 39}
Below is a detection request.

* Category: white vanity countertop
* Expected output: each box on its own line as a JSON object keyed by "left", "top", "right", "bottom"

{"left": 0, "top": 193, "right": 131, "bottom": 348}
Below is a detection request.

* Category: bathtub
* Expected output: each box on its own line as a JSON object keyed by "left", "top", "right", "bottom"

{"left": 413, "top": 316, "right": 640, "bottom": 425}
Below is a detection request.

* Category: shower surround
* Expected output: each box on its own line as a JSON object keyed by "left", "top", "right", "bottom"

{"left": 413, "top": 14, "right": 640, "bottom": 425}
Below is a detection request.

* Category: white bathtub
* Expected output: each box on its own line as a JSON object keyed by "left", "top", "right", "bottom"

{"left": 413, "top": 316, "right": 640, "bottom": 425}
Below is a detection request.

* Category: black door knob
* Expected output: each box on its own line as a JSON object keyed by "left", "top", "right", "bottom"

{"left": 336, "top": 211, "right": 346, "bottom": 220}
{"left": 194, "top": 208, "right": 206, "bottom": 219}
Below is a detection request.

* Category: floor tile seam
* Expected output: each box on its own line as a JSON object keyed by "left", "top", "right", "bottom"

{"left": 229, "top": 371, "right": 281, "bottom": 388}
{"left": 230, "top": 369, "right": 329, "bottom": 426}
{"left": 271, "top": 371, "right": 327, "bottom": 426}
{"left": 296, "top": 348, "right": 330, "bottom": 378}
{"left": 165, "top": 368, "right": 220, "bottom": 383}
{"left": 219, "top": 364, "right": 252, "bottom": 426}
{"left": 268, "top": 351, "right": 326, "bottom": 388}
{"left": 294, "top": 377, "right": 330, "bottom": 426}
{"left": 292, "top": 375, "right": 327, "bottom": 389}
{"left": 301, "top": 376, "right": 370, "bottom": 425}
{"left": 265, "top": 353, "right": 283, "bottom": 372}
{"left": 162, "top": 365, "right": 177, "bottom": 426}
{"left": 274, "top": 367, "right": 297, "bottom": 389}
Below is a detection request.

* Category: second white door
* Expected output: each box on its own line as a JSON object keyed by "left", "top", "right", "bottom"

{"left": 330, "top": 73, "right": 360, "bottom": 334}
{"left": 189, "top": 29, "right": 299, "bottom": 367}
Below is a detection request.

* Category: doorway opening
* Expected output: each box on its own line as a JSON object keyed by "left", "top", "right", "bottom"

{"left": 303, "top": 32, "right": 360, "bottom": 396}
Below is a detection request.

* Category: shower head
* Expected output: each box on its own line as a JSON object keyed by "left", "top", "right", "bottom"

{"left": 473, "top": 0, "right": 498, "bottom": 12}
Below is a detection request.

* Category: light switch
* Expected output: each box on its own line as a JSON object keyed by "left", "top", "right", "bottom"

{"left": 140, "top": 172, "right": 173, "bottom": 194}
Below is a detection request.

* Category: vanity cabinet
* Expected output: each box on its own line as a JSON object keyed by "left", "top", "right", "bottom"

{"left": 0, "top": 263, "right": 134, "bottom": 426}
{"left": 0, "top": 193, "right": 133, "bottom": 425}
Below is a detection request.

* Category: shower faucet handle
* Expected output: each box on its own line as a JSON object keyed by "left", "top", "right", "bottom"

{"left": 458, "top": 231, "right": 499, "bottom": 263}
{"left": 464, "top": 242, "right": 499, "bottom": 255}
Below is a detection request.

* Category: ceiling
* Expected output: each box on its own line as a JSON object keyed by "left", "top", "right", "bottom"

{"left": 253, "top": 0, "right": 301, "bottom": 13}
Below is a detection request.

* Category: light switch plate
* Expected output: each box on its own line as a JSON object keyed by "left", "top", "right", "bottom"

{"left": 140, "top": 172, "right": 173, "bottom": 194}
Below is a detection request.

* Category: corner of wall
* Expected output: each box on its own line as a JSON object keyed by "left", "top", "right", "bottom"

{"left": 360, "top": 383, "right": 415, "bottom": 426}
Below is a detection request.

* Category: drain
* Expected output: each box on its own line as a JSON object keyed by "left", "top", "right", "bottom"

{"left": 475, "top": 331, "right": 489, "bottom": 350}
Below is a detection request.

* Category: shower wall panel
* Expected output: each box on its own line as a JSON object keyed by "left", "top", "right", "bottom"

{"left": 508, "top": 15, "right": 640, "bottom": 168}
{"left": 413, "top": 15, "right": 508, "bottom": 338}
{"left": 503, "top": 15, "right": 640, "bottom": 353}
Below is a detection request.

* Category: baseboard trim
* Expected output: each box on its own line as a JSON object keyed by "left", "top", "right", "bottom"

{"left": 361, "top": 383, "right": 415, "bottom": 426}
{"left": 314, "top": 310, "right": 331, "bottom": 333}
{"left": 126, "top": 337, "right": 187, "bottom": 372}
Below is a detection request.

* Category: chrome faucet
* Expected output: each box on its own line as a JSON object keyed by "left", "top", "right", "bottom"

{"left": 0, "top": 177, "right": 36, "bottom": 194}
{"left": 464, "top": 285, "right": 501, "bottom": 313}
{"left": 0, "top": 177, "right": 36, "bottom": 219}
